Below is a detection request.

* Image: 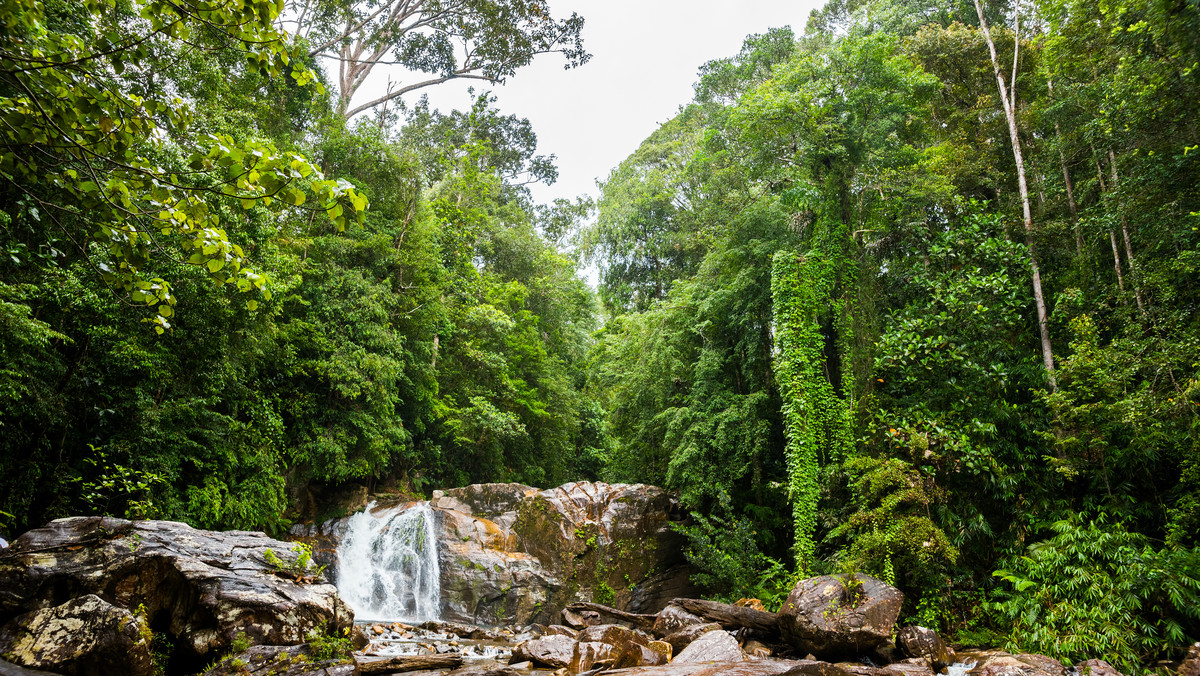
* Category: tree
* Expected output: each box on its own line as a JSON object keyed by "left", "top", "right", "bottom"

{"left": 288, "top": 0, "right": 589, "bottom": 118}
{"left": 0, "top": 0, "right": 367, "bottom": 330}
{"left": 972, "top": 0, "right": 1056, "bottom": 387}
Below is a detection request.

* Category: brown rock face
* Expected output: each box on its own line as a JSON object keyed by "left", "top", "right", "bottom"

{"left": 1178, "top": 644, "right": 1200, "bottom": 676}
{"left": 0, "top": 595, "right": 154, "bottom": 676}
{"left": 897, "top": 626, "right": 952, "bottom": 671}
{"left": 1074, "top": 660, "right": 1123, "bottom": 676}
{"left": 0, "top": 517, "right": 352, "bottom": 672}
{"left": 433, "top": 481, "right": 698, "bottom": 625}
{"left": 778, "top": 575, "right": 904, "bottom": 659}
{"left": 510, "top": 634, "right": 576, "bottom": 668}
{"left": 571, "top": 641, "right": 616, "bottom": 673}
{"left": 673, "top": 629, "right": 745, "bottom": 664}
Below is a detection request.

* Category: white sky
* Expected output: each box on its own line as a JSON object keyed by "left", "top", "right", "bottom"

{"left": 344, "top": 0, "right": 824, "bottom": 206}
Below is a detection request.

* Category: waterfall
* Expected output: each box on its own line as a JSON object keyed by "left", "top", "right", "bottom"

{"left": 336, "top": 501, "right": 442, "bottom": 622}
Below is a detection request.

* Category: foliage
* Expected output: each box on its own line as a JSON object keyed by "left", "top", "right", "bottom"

{"left": 305, "top": 627, "right": 355, "bottom": 662}
{"left": 263, "top": 542, "right": 326, "bottom": 582}
{"left": 991, "top": 514, "right": 1200, "bottom": 670}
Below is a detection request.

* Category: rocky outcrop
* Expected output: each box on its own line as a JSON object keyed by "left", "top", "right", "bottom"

{"left": 294, "top": 481, "right": 699, "bottom": 627}
{"left": 0, "top": 517, "right": 353, "bottom": 673}
{"left": 0, "top": 595, "right": 154, "bottom": 676}
{"left": 1179, "top": 644, "right": 1200, "bottom": 676}
{"left": 672, "top": 629, "right": 746, "bottom": 664}
{"left": 778, "top": 575, "right": 903, "bottom": 659}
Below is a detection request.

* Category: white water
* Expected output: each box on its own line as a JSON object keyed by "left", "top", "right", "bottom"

{"left": 336, "top": 502, "right": 442, "bottom": 622}
{"left": 946, "top": 662, "right": 977, "bottom": 676}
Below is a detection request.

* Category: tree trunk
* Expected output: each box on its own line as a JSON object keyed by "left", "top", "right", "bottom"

{"left": 1107, "top": 148, "right": 1146, "bottom": 312}
{"left": 973, "top": 0, "right": 1056, "bottom": 390}
{"left": 671, "top": 598, "right": 780, "bottom": 637}
{"left": 356, "top": 654, "right": 464, "bottom": 674}
{"left": 1094, "top": 154, "right": 1126, "bottom": 293}
{"left": 563, "top": 602, "right": 658, "bottom": 631}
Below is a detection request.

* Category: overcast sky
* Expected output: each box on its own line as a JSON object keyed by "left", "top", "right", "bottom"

{"left": 344, "top": 0, "right": 825, "bottom": 206}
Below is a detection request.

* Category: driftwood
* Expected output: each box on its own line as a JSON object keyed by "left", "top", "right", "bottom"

{"left": 564, "top": 602, "right": 657, "bottom": 631}
{"left": 355, "top": 654, "right": 464, "bottom": 674}
{"left": 672, "top": 597, "right": 779, "bottom": 637}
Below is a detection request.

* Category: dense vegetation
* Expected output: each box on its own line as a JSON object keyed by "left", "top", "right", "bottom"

{"left": 3, "top": 0, "right": 1200, "bottom": 669}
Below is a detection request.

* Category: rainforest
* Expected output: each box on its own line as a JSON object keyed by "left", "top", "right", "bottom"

{"left": 2, "top": 0, "right": 1199, "bottom": 670}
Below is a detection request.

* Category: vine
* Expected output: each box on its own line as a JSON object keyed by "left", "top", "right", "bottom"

{"left": 771, "top": 245, "right": 854, "bottom": 574}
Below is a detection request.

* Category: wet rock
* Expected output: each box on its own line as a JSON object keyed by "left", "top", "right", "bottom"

{"left": 1179, "top": 643, "right": 1200, "bottom": 676}
{"left": 664, "top": 622, "right": 722, "bottom": 653}
{"left": 673, "top": 629, "right": 745, "bottom": 664}
{"left": 201, "top": 645, "right": 355, "bottom": 676}
{"left": 546, "top": 625, "right": 580, "bottom": 638}
{"left": 0, "top": 594, "right": 154, "bottom": 676}
{"left": 881, "top": 660, "right": 935, "bottom": 676}
{"left": 897, "top": 626, "right": 952, "bottom": 671}
{"left": 967, "top": 652, "right": 1061, "bottom": 676}
{"left": 511, "top": 634, "right": 576, "bottom": 669}
{"left": 571, "top": 641, "right": 615, "bottom": 673}
{"left": 777, "top": 575, "right": 904, "bottom": 659}
{"left": 1074, "top": 660, "right": 1122, "bottom": 676}
{"left": 584, "top": 659, "right": 850, "bottom": 676}
{"left": 1013, "top": 654, "right": 1065, "bottom": 676}
{"left": 577, "top": 623, "right": 652, "bottom": 647}
{"left": 613, "top": 641, "right": 670, "bottom": 669}
{"left": 653, "top": 604, "right": 704, "bottom": 637}
{"left": 0, "top": 517, "right": 352, "bottom": 667}
{"left": 781, "top": 661, "right": 856, "bottom": 676}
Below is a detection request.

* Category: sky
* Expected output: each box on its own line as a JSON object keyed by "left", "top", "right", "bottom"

{"left": 341, "top": 0, "right": 825, "bottom": 207}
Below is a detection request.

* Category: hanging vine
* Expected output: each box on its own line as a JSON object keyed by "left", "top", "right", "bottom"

{"left": 771, "top": 242, "right": 854, "bottom": 574}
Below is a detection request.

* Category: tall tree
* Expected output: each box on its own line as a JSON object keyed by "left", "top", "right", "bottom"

{"left": 972, "top": 0, "right": 1056, "bottom": 388}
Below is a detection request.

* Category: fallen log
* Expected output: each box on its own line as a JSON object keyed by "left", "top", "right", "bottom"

{"left": 355, "top": 654, "right": 464, "bottom": 674}
{"left": 672, "top": 597, "right": 779, "bottom": 637}
{"left": 564, "top": 602, "right": 658, "bottom": 631}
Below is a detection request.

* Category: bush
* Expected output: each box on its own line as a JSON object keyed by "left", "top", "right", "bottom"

{"left": 990, "top": 513, "right": 1200, "bottom": 671}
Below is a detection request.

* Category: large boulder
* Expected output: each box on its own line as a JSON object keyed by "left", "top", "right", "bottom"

{"left": 510, "top": 634, "right": 576, "bottom": 669}
{"left": 897, "top": 626, "right": 952, "bottom": 671}
{"left": 0, "top": 517, "right": 353, "bottom": 672}
{"left": 673, "top": 629, "right": 745, "bottom": 664}
{"left": 778, "top": 575, "right": 904, "bottom": 659}
{"left": 0, "top": 595, "right": 154, "bottom": 676}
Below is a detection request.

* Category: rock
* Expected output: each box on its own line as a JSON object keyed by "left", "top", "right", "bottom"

{"left": 745, "top": 640, "right": 773, "bottom": 657}
{"left": 736, "top": 598, "right": 768, "bottom": 611}
{"left": 571, "top": 641, "right": 616, "bottom": 673}
{"left": 897, "top": 626, "right": 952, "bottom": 671}
{"left": 1179, "top": 644, "right": 1200, "bottom": 676}
{"left": 777, "top": 575, "right": 904, "bottom": 659}
{"left": 673, "top": 629, "right": 745, "bottom": 664}
{"left": 664, "top": 622, "right": 722, "bottom": 653}
{"left": 613, "top": 641, "right": 670, "bottom": 669}
{"left": 967, "top": 652, "right": 1061, "bottom": 676}
{"left": 577, "top": 623, "right": 651, "bottom": 647}
{"left": 0, "top": 517, "right": 352, "bottom": 670}
{"left": 1074, "top": 660, "right": 1122, "bottom": 676}
{"left": 648, "top": 641, "right": 673, "bottom": 660}
{"left": 653, "top": 604, "right": 705, "bottom": 637}
{"left": 0, "top": 594, "right": 155, "bottom": 676}
{"left": 781, "top": 662, "right": 856, "bottom": 676}
{"left": 511, "top": 635, "right": 576, "bottom": 669}
{"left": 574, "top": 659, "right": 850, "bottom": 676}
{"left": 546, "top": 625, "right": 580, "bottom": 638}
{"left": 306, "top": 481, "right": 699, "bottom": 627}
{"left": 879, "top": 663, "right": 935, "bottom": 676}
{"left": 0, "top": 657, "right": 60, "bottom": 675}
{"left": 202, "top": 645, "right": 355, "bottom": 675}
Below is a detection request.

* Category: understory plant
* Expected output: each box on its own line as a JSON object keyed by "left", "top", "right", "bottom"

{"left": 990, "top": 513, "right": 1200, "bottom": 672}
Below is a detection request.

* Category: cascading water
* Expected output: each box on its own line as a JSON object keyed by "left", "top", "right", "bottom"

{"left": 336, "top": 501, "right": 442, "bottom": 622}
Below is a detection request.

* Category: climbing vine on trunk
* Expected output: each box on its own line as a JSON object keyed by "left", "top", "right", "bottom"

{"left": 771, "top": 244, "right": 854, "bottom": 573}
